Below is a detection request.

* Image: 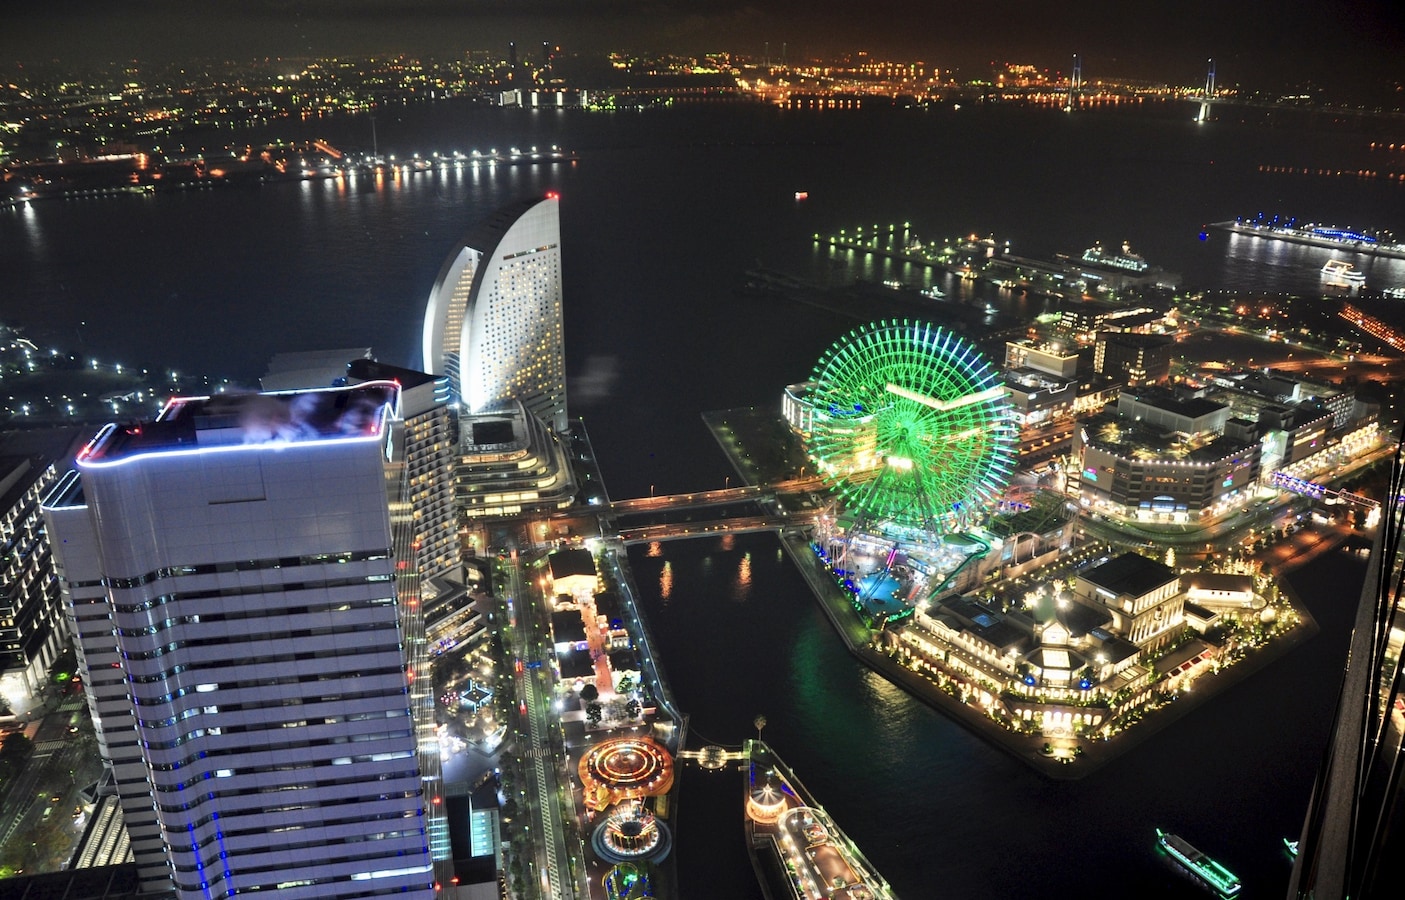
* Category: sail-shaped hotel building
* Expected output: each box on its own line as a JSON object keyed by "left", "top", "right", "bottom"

{"left": 422, "top": 195, "right": 568, "bottom": 433}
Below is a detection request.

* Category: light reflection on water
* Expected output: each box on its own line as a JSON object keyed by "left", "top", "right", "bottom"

{"left": 1216, "top": 229, "right": 1405, "bottom": 295}
{"left": 16, "top": 201, "right": 43, "bottom": 257}
{"left": 736, "top": 551, "right": 752, "bottom": 595}
{"left": 658, "top": 561, "right": 672, "bottom": 603}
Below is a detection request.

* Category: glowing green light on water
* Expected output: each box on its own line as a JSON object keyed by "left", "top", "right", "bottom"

{"left": 806, "top": 319, "right": 1015, "bottom": 531}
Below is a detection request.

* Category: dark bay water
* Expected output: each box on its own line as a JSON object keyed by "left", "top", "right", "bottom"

{"left": 630, "top": 534, "right": 1366, "bottom": 900}
{"left": 2, "top": 101, "right": 1399, "bottom": 896}
{"left": 4, "top": 103, "right": 1403, "bottom": 499}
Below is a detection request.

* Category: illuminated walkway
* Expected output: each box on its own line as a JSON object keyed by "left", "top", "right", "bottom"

{"left": 505, "top": 557, "right": 578, "bottom": 899}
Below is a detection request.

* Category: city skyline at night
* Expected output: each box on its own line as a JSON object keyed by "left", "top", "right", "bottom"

{"left": 3, "top": 1, "right": 1403, "bottom": 97}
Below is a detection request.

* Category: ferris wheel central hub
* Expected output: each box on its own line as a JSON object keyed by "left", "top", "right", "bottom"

{"left": 885, "top": 382, "right": 1008, "bottom": 413}
{"left": 806, "top": 319, "right": 1016, "bottom": 531}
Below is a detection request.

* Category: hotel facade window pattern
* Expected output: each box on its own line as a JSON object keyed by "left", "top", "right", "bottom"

{"left": 423, "top": 195, "right": 568, "bottom": 433}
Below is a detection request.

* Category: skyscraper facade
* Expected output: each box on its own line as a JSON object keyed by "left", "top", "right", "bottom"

{"left": 0, "top": 443, "right": 69, "bottom": 714}
{"left": 44, "top": 384, "right": 434, "bottom": 900}
{"left": 1287, "top": 439, "right": 1405, "bottom": 899}
{"left": 422, "top": 195, "right": 568, "bottom": 433}
{"left": 346, "top": 359, "right": 458, "bottom": 582}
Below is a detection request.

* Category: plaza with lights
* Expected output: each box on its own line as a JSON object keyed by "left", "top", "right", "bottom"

{"left": 743, "top": 742, "right": 895, "bottom": 900}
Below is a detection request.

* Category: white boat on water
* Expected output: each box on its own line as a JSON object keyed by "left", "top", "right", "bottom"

{"left": 1322, "top": 259, "right": 1366, "bottom": 288}
{"left": 1383, "top": 286, "right": 1405, "bottom": 299}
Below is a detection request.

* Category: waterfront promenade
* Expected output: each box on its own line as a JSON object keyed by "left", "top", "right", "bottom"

{"left": 777, "top": 526, "right": 1326, "bottom": 779}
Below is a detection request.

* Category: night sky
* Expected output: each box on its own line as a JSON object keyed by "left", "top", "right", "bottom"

{"left": 3, "top": 1, "right": 1403, "bottom": 94}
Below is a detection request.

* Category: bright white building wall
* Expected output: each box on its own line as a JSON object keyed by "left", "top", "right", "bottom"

{"left": 45, "top": 472, "right": 171, "bottom": 891}
{"left": 423, "top": 196, "right": 568, "bottom": 432}
{"left": 47, "top": 388, "right": 433, "bottom": 900}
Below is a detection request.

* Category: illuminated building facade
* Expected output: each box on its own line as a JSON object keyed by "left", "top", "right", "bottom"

{"left": 1058, "top": 304, "right": 1163, "bottom": 341}
{"left": 547, "top": 548, "right": 598, "bottom": 599}
{"left": 1073, "top": 552, "right": 1184, "bottom": 649}
{"left": 456, "top": 401, "right": 577, "bottom": 519}
{"left": 43, "top": 385, "right": 434, "bottom": 900}
{"left": 43, "top": 472, "right": 167, "bottom": 890}
{"left": 896, "top": 584, "right": 1151, "bottom": 735}
{"left": 1001, "top": 341, "right": 1082, "bottom": 428}
{"left": 1092, "top": 332, "right": 1173, "bottom": 386}
{"left": 422, "top": 195, "right": 568, "bottom": 433}
{"left": 1075, "top": 390, "right": 1260, "bottom": 522}
{"left": 781, "top": 381, "right": 818, "bottom": 435}
{"left": 892, "top": 552, "right": 1198, "bottom": 745}
{"left": 0, "top": 443, "right": 70, "bottom": 714}
{"left": 347, "top": 360, "right": 458, "bottom": 581}
{"left": 251, "top": 354, "right": 457, "bottom": 876}
{"left": 1003, "top": 368, "right": 1077, "bottom": 427}
{"left": 1004, "top": 340, "right": 1079, "bottom": 379}
{"left": 1181, "top": 572, "right": 1256, "bottom": 610}
{"left": 1205, "top": 370, "right": 1355, "bottom": 430}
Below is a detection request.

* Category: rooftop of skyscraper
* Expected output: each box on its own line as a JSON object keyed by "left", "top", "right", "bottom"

{"left": 76, "top": 382, "right": 399, "bottom": 465}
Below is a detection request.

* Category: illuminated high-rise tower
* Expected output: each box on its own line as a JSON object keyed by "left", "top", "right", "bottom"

{"left": 422, "top": 195, "right": 568, "bottom": 433}
{"left": 43, "top": 384, "right": 435, "bottom": 900}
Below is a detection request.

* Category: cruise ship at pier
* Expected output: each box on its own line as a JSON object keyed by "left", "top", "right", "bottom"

{"left": 1209, "top": 215, "right": 1405, "bottom": 260}
{"left": 745, "top": 741, "right": 896, "bottom": 900}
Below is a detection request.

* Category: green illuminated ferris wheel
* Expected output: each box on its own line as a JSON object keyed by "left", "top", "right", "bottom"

{"left": 807, "top": 320, "right": 1016, "bottom": 531}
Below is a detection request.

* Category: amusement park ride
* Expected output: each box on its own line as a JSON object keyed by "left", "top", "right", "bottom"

{"left": 802, "top": 319, "right": 1020, "bottom": 624}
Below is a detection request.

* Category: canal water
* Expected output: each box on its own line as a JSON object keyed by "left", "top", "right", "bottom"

{"left": 629, "top": 534, "right": 1367, "bottom": 899}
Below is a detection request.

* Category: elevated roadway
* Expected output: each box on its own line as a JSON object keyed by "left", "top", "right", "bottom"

{"left": 617, "top": 511, "right": 819, "bottom": 545}
{"left": 608, "top": 476, "right": 827, "bottom": 515}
